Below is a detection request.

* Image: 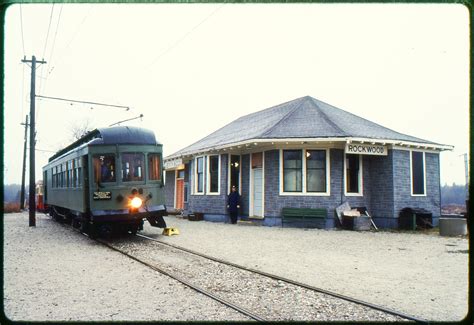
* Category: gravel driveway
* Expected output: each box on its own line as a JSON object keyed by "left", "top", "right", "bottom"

{"left": 3, "top": 212, "right": 469, "bottom": 321}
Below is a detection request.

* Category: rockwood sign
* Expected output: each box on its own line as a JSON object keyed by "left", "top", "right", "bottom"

{"left": 345, "top": 143, "right": 388, "bottom": 156}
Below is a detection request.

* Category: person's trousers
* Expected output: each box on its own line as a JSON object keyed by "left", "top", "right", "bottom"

{"left": 229, "top": 211, "right": 238, "bottom": 224}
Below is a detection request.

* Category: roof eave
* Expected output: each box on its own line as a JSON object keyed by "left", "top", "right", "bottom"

{"left": 164, "top": 136, "right": 453, "bottom": 161}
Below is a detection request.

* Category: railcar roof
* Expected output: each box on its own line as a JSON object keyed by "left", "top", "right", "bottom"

{"left": 48, "top": 126, "right": 159, "bottom": 162}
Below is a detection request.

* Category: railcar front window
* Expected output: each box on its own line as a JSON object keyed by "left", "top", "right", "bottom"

{"left": 93, "top": 155, "right": 116, "bottom": 183}
{"left": 148, "top": 154, "right": 161, "bottom": 181}
{"left": 122, "top": 153, "right": 144, "bottom": 182}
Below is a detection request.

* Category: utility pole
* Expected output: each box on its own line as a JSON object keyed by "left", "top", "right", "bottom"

{"left": 22, "top": 56, "right": 46, "bottom": 227}
{"left": 20, "top": 115, "right": 29, "bottom": 210}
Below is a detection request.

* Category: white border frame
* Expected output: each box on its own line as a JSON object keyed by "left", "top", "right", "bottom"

{"left": 193, "top": 156, "right": 205, "bottom": 195}
{"left": 344, "top": 153, "right": 363, "bottom": 196}
{"left": 279, "top": 148, "right": 331, "bottom": 196}
{"left": 227, "top": 154, "right": 242, "bottom": 194}
{"left": 206, "top": 154, "right": 221, "bottom": 195}
{"left": 410, "top": 150, "right": 427, "bottom": 196}
{"left": 249, "top": 151, "right": 265, "bottom": 218}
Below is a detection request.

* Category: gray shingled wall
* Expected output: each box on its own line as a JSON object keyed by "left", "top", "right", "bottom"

{"left": 392, "top": 150, "right": 441, "bottom": 226}
{"left": 170, "top": 148, "right": 441, "bottom": 228}
{"left": 263, "top": 149, "right": 347, "bottom": 227}
{"left": 367, "top": 151, "right": 395, "bottom": 227}
{"left": 165, "top": 170, "right": 175, "bottom": 209}
{"left": 187, "top": 154, "right": 229, "bottom": 220}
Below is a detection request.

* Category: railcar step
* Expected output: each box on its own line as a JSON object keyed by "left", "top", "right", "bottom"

{"left": 162, "top": 227, "right": 180, "bottom": 236}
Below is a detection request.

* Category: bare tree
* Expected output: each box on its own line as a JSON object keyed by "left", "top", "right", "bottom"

{"left": 69, "top": 118, "right": 95, "bottom": 142}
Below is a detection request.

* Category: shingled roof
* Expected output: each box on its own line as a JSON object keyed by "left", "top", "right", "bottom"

{"left": 167, "top": 96, "right": 450, "bottom": 159}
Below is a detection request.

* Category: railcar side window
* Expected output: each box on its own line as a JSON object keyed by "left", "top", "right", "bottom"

{"left": 148, "top": 154, "right": 161, "bottom": 181}
{"left": 93, "top": 155, "right": 116, "bottom": 183}
{"left": 122, "top": 153, "right": 144, "bottom": 182}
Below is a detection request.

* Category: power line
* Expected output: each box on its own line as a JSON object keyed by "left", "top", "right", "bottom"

{"left": 36, "top": 94, "right": 131, "bottom": 110}
{"left": 37, "top": 4, "right": 55, "bottom": 121}
{"left": 48, "top": 5, "right": 92, "bottom": 77}
{"left": 146, "top": 4, "right": 225, "bottom": 69}
{"left": 19, "top": 4, "right": 26, "bottom": 55}
{"left": 46, "top": 4, "right": 62, "bottom": 81}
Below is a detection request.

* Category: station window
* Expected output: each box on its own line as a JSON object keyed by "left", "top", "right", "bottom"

{"left": 93, "top": 154, "right": 116, "bottom": 183}
{"left": 306, "top": 150, "right": 327, "bottom": 193}
{"left": 281, "top": 149, "right": 329, "bottom": 194}
{"left": 121, "top": 153, "right": 144, "bottom": 182}
{"left": 148, "top": 154, "right": 162, "bottom": 181}
{"left": 195, "top": 156, "right": 204, "bottom": 193}
{"left": 208, "top": 155, "right": 220, "bottom": 194}
{"left": 283, "top": 150, "right": 302, "bottom": 192}
{"left": 411, "top": 151, "right": 425, "bottom": 195}
{"left": 345, "top": 154, "right": 362, "bottom": 195}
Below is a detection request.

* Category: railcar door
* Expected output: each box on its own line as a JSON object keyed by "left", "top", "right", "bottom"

{"left": 82, "top": 155, "right": 90, "bottom": 211}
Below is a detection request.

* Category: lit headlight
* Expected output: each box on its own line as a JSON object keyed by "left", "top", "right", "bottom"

{"left": 130, "top": 197, "right": 143, "bottom": 209}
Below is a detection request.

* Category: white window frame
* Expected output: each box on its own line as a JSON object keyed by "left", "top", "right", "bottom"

{"left": 279, "top": 148, "right": 330, "bottom": 196}
{"left": 410, "top": 150, "right": 427, "bottom": 196}
{"left": 206, "top": 154, "right": 221, "bottom": 195}
{"left": 227, "top": 154, "right": 242, "bottom": 194}
{"left": 194, "top": 156, "right": 205, "bottom": 195}
{"left": 344, "top": 153, "right": 363, "bottom": 196}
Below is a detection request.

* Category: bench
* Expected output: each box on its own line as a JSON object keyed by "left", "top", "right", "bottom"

{"left": 281, "top": 207, "right": 327, "bottom": 228}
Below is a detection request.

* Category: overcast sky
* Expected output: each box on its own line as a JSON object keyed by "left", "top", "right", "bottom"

{"left": 4, "top": 3, "right": 469, "bottom": 186}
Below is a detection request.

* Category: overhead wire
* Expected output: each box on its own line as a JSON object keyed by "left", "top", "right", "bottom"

{"left": 37, "top": 4, "right": 55, "bottom": 126}
{"left": 146, "top": 3, "right": 226, "bottom": 69}
{"left": 45, "top": 4, "right": 62, "bottom": 85}
{"left": 47, "top": 5, "right": 93, "bottom": 78}
{"left": 19, "top": 4, "right": 26, "bottom": 55}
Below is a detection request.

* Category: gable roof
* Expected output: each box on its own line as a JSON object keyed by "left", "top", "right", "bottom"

{"left": 167, "top": 96, "right": 451, "bottom": 159}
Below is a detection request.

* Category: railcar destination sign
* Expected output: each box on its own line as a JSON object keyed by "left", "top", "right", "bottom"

{"left": 345, "top": 143, "right": 388, "bottom": 156}
{"left": 93, "top": 191, "right": 112, "bottom": 200}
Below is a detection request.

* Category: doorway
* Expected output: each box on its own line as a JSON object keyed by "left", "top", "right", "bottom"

{"left": 175, "top": 169, "right": 185, "bottom": 209}
{"left": 250, "top": 152, "right": 263, "bottom": 218}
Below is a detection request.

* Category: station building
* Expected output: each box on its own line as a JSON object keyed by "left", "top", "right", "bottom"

{"left": 164, "top": 96, "right": 452, "bottom": 228}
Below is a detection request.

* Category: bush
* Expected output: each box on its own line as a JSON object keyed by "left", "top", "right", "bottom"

{"left": 3, "top": 202, "right": 21, "bottom": 213}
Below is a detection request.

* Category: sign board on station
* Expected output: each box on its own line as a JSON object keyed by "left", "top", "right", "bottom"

{"left": 345, "top": 143, "right": 388, "bottom": 156}
{"left": 164, "top": 158, "right": 183, "bottom": 170}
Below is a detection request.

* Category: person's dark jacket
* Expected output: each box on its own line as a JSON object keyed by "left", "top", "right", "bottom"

{"left": 227, "top": 191, "right": 241, "bottom": 212}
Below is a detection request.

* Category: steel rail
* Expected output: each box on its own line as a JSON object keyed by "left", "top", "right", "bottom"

{"left": 137, "top": 233, "right": 429, "bottom": 324}
{"left": 94, "top": 237, "right": 267, "bottom": 322}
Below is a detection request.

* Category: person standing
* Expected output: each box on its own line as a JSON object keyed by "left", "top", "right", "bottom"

{"left": 227, "top": 185, "right": 241, "bottom": 224}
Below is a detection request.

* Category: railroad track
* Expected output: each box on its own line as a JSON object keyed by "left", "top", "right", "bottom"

{"left": 120, "top": 233, "right": 428, "bottom": 322}
{"left": 135, "top": 234, "right": 428, "bottom": 322}
{"left": 53, "top": 217, "right": 428, "bottom": 322}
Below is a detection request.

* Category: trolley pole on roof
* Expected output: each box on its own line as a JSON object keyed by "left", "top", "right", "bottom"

{"left": 20, "top": 115, "right": 29, "bottom": 210}
{"left": 22, "top": 56, "right": 46, "bottom": 227}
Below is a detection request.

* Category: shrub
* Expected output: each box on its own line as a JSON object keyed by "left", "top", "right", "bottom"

{"left": 3, "top": 202, "right": 21, "bottom": 213}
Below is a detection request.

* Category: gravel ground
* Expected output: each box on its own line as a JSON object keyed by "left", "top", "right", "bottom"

{"left": 3, "top": 212, "right": 469, "bottom": 322}
{"left": 143, "top": 215, "right": 469, "bottom": 322}
{"left": 3, "top": 212, "right": 249, "bottom": 322}
{"left": 110, "top": 236, "right": 405, "bottom": 321}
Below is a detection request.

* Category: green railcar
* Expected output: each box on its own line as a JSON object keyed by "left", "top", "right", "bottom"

{"left": 42, "top": 126, "right": 167, "bottom": 237}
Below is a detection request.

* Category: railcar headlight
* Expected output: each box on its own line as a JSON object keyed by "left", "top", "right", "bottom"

{"left": 130, "top": 197, "right": 143, "bottom": 209}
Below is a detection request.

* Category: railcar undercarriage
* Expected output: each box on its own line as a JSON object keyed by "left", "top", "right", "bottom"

{"left": 48, "top": 205, "right": 167, "bottom": 238}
